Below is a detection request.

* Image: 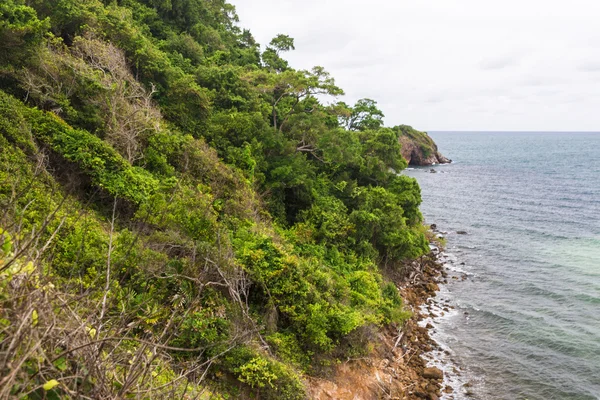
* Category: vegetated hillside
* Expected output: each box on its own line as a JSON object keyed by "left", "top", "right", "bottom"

{"left": 0, "top": 1, "right": 430, "bottom": 398}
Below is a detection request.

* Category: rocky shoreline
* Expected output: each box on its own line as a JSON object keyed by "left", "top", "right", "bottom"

{"left": 394, "top": 244, "right": 454, "bottom": 400}
{"left": 308, "top": 233, "right": 462, "bottom": 399}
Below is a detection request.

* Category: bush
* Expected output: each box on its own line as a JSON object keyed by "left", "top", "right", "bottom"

{"left": 222, "top": 346, "right": 306, "bottom": 400}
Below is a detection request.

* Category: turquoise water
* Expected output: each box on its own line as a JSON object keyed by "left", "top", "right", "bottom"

{"left": 405, "top": 132, "right": 600, "bottom": 400}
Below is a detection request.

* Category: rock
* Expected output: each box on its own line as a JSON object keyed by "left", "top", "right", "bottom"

{"left": 444, "top": 385, "right": 454, "bottom": 394}
{"left": 398, "top": 127, "right": 451, "bottom": 166}
{"left": 429, "top": 168, "right": 437, "bottom": 173}
{"left": 430, "top": 223, "right": 437, "bottom": 230}
{"left": 456, "top": 231, "right": 467, "bottom": 235}
{"left": 423, "top": 367, "right": 444, "bottom": 380}
{"left": 426, "top": 282, "right": 439, "bottom": 292}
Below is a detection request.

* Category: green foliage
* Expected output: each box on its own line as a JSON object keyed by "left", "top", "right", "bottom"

{"left": 222, "top": 346, "right": 306, "bottom": 400}
{"left": 262, "top": 34, "right": 295, "bottom": 72}
{"left": 350, "top": 185, "right": 428, "bottom": 261}
{"left": 0, "top": 0, "right": 437, "bottom": 397}
{"left": 29, "top": 105, "right": 160, "bottom": 204}
{"left": 171, "top": 309, "right": 230, "bottom": 349}
{"left": 0, "top": 0, "right": 49, "bottom": 64}
{"left": 340, "top": 98, "right": 385, "bottom": 131}
{"left": 265, "top": 332, "right": 310, "bottom": 370}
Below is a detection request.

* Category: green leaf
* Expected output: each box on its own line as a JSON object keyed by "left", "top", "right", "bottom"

{"left": 53, "top": 357, "right": 68, "bottom": 372}
{"left": 43, "top": 379, "right": 60, "bottom": 391}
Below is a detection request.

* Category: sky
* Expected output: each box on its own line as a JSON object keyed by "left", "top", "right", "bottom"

{"left": 229, "top": 0, "right": 600, "bottom": 131}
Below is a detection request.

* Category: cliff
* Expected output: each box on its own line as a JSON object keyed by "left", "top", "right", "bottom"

{"left": 395, "top": 125, "right": 451, "bottom": 166}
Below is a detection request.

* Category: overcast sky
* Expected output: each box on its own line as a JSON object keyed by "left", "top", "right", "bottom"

{"left": 230, "top": 0, "right": 600, "bottom": 131}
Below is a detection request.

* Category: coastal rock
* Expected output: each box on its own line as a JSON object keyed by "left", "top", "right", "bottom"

{"left": 456, "top": 230, "right": 467, "bottom": 235}
{"left": 397, "top": 125, "right": 451, "bottom": 166}
{"left": 423, "top": 367, "right": 444, "bottom": 380}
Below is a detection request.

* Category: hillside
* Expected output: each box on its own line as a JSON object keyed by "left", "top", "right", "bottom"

{"left": 1, "top": 1, "right": 437, "bottom": 398}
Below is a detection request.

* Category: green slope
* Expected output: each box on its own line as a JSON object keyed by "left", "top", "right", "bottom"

{"left": 0, "top": 0, "right": 430, "bottom": 398}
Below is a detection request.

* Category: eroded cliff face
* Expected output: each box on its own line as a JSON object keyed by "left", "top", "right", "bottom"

{"left": 395, "top": 125, "right": 451, "bottom": 166}
{"left": 399, "top": 136, "right": 451, "bottom": 166}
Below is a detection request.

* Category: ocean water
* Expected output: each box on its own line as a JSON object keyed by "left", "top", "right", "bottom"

{"left": 404, "top": 132, "right": 600, "bottom": 400}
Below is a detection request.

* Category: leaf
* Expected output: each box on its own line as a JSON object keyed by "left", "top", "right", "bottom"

{"left": 53, "top": 357, "right": 68, "bottom": 372}
{"left": 87, "top": 327, "right": 97, "bottom": 338}
{"left": 23, "top": 261, "right": 35, "bottom": 274}
{"left": 43, "top": 379, "right": 60, "bottom": 391}
{"left": 1, "top": 236, "right": 11, "bottom": 253}
{"left": 31, "top": 310, "right": 38, "bottom": 327}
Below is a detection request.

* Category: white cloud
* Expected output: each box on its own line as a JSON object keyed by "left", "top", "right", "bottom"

{"left": 230, "top": 0, "right": 600, "bottom": 130}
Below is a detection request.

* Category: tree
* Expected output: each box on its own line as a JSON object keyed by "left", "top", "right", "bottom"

{"left": 246, "top": 66, "right": 343, "bottom": 132}
{"left": 0, "top": 0, "right": 48, "bottom": 64}
{"left": 341, "top": 98, "right": 385, "bottom": 131}
{"left": 262, "top": 34, "right": 295, "bottom": 72}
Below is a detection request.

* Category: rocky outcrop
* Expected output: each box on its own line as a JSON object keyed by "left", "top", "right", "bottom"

{"left": 399, "top": 136, "right": 451, "bottom": 166}
{"left": 394, "top": 125, "right": 451, "bottom": 166}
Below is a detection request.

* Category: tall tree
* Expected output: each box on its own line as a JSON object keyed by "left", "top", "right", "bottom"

{"left": 341, "top": 98, "right": 385, "bottom": 131}
{"left": 262, "top": 33, "right": 294, "bottom": 72}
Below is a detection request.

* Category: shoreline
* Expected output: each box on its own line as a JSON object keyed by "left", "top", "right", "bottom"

{"left": 395, "top": 242, "right": 455, "bottom": 400}
{"left": 308, "top": 232, "right": 465, "bottom": 399}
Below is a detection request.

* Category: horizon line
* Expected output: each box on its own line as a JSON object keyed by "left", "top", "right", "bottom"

{"left": 426, "top": 130, "right": 600, "bottom": 133}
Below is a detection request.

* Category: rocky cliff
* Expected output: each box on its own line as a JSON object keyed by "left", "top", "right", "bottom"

{"left": 395, "top": 125, "right": 451, "bottom": 166}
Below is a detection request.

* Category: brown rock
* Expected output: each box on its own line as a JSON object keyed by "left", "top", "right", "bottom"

{"left": 423, "top": 367, "right": 444, "bottom": 380}
{"left": 426, "top": 282, "right": 439, "bottom": 292}
{"left": 398, "top": 130, "right": 451, "bottom": 166}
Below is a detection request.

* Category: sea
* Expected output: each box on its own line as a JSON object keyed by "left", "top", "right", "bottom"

{"left": 404, "top": 131, "right": 600, "bottom": 400}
